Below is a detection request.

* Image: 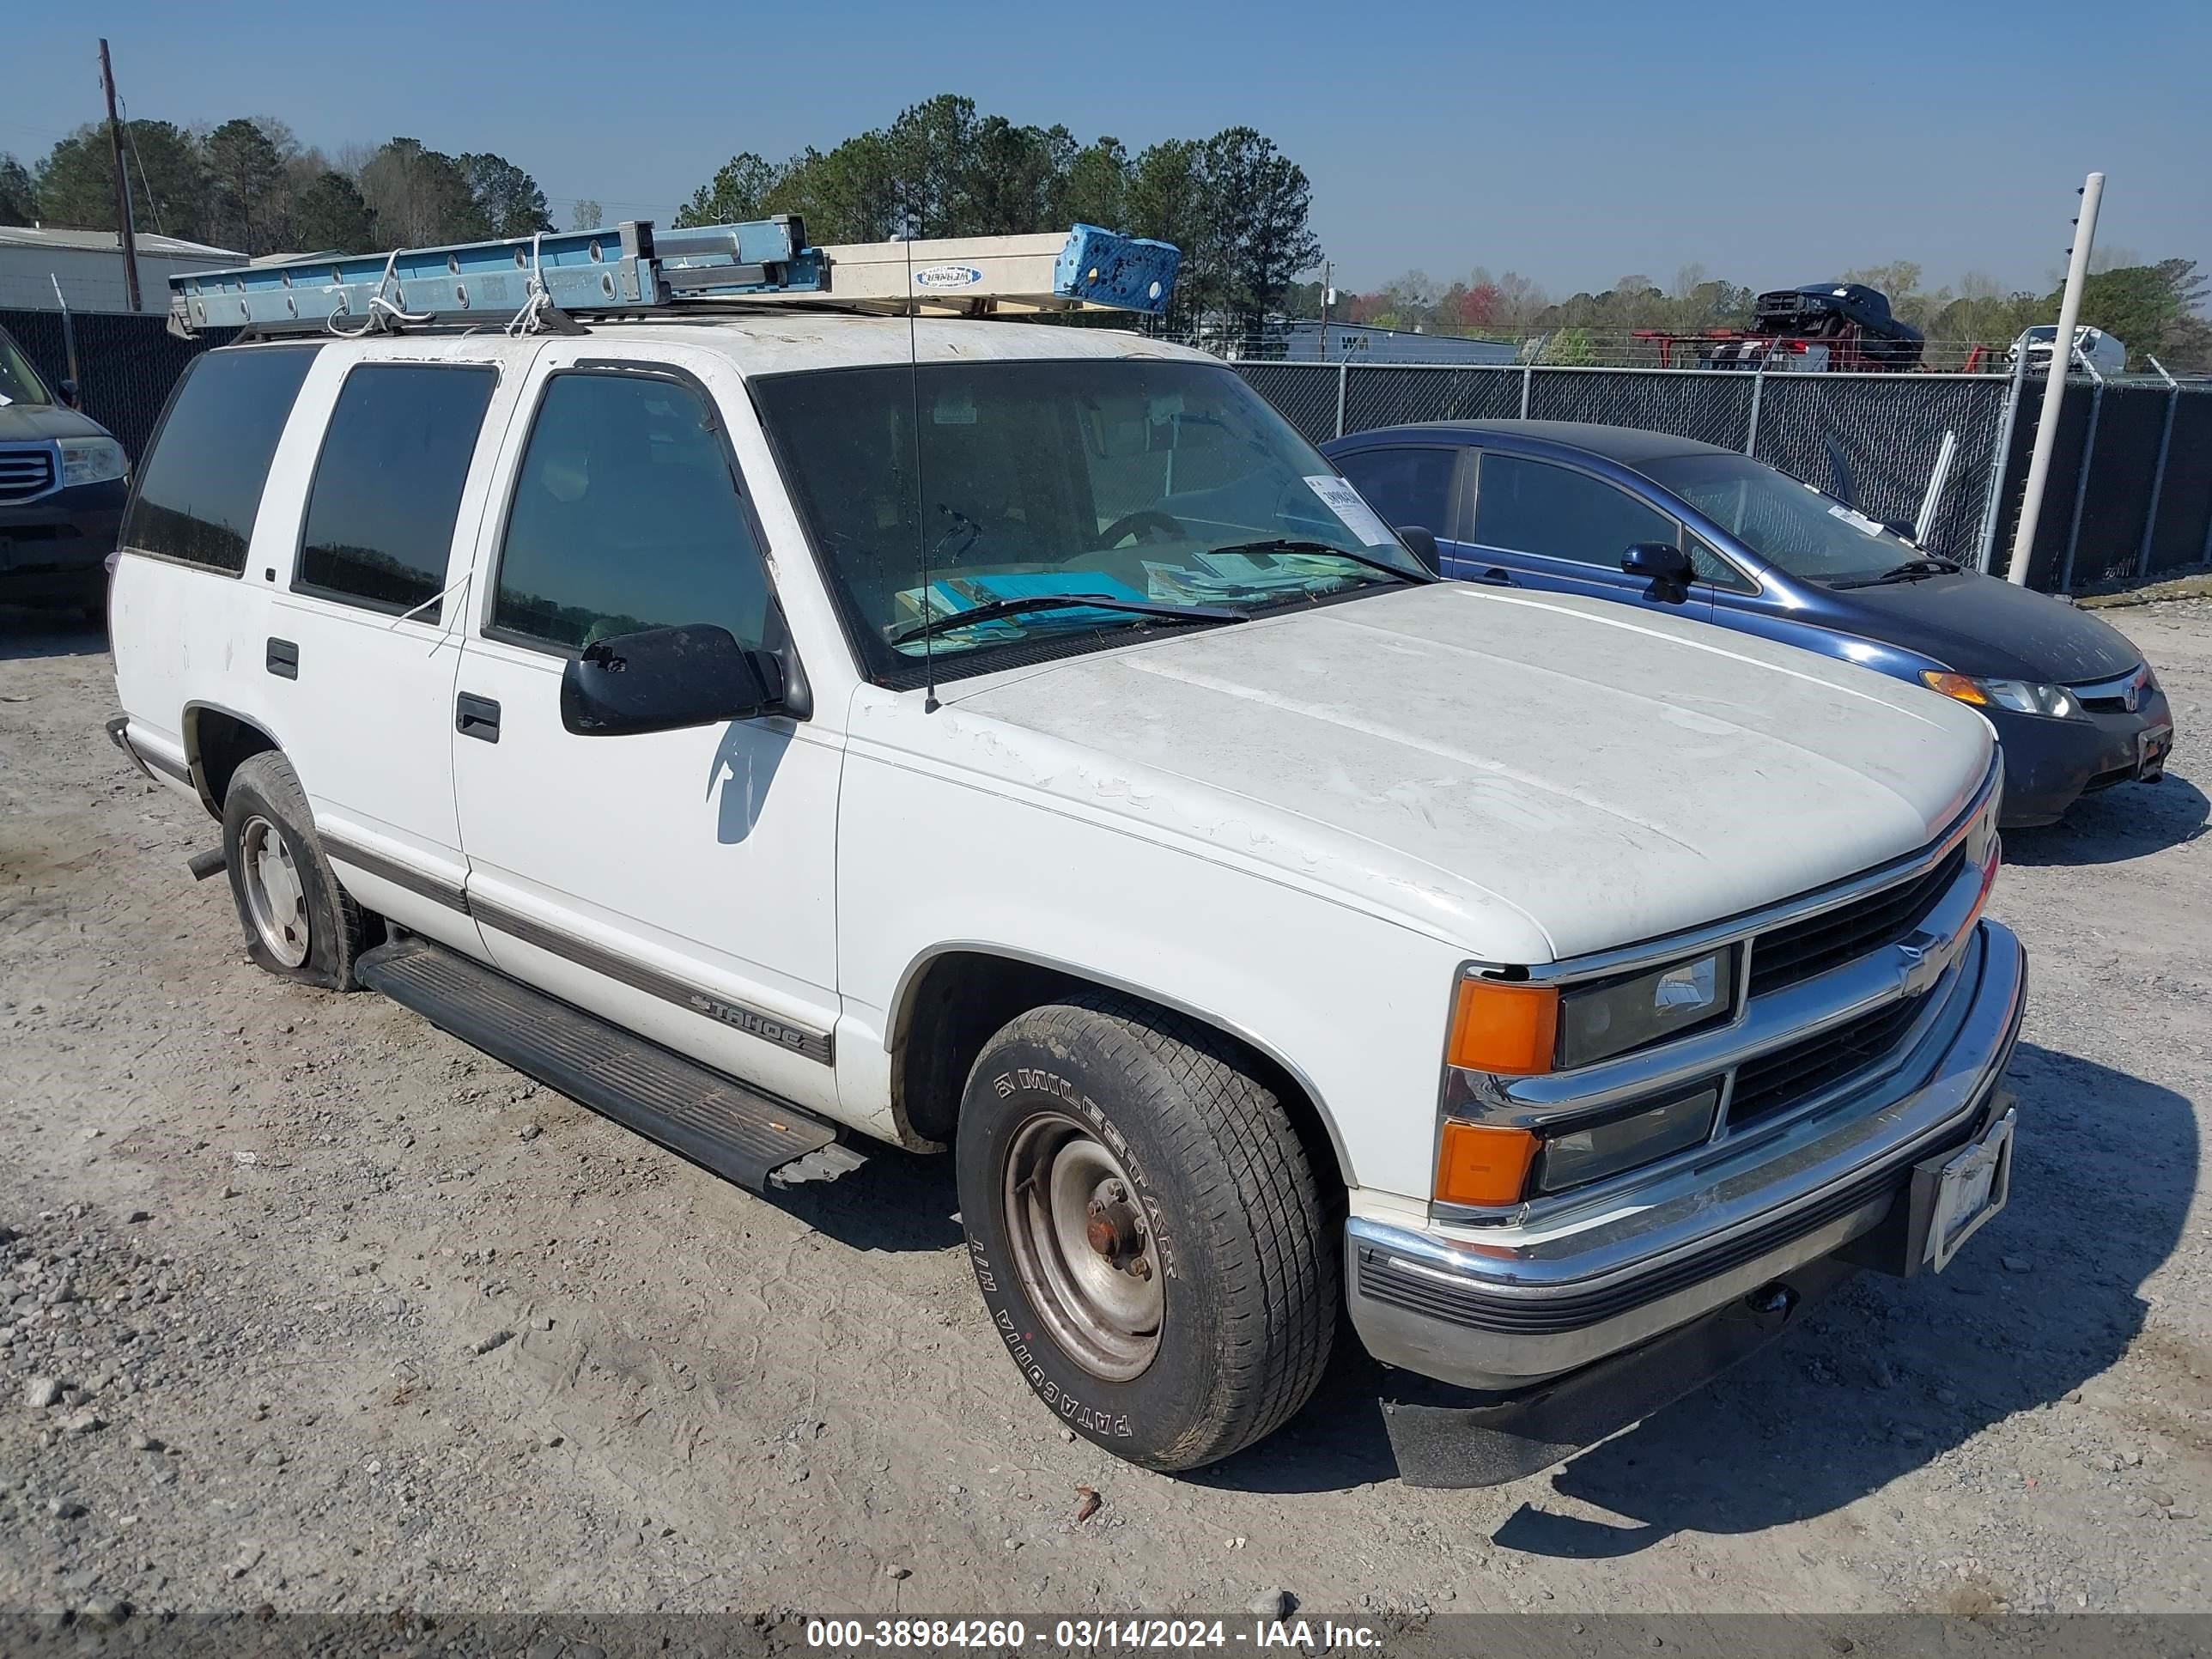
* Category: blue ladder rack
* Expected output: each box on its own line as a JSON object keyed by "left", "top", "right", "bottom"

{"left": 169, "top": 219, "right": 1179, "bottom": 337}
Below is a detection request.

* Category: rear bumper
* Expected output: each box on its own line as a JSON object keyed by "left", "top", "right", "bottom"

{"left": 1346, "top": 918, "right": 2026, "bottom": 1394}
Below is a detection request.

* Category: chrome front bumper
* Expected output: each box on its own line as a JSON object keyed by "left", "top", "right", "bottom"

{"left": 1346, "top": 917, "right": 2027, "bottom": 1392}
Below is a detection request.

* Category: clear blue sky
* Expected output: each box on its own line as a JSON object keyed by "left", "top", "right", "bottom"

{"left": 7, "top": 2, "right": 2208, "bottom": 300}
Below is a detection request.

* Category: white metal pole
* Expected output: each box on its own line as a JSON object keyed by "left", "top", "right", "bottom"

{"left": 1915, "top": 429, "right": 1959, "bottom": 546}
{"left": 2008, "top": 171, "right": 2103, "bottom": 585}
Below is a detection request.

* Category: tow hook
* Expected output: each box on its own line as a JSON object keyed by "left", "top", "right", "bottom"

{"left": 1741, "top": 1280, "right": 1799, "bottom": 1329}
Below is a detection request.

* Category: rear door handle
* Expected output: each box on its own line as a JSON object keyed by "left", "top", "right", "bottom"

{"left": 265, "top": 638, "right": 299, "bottom": 678}
{"left": 456, "top": 692, "right": 501, "bottom": 743}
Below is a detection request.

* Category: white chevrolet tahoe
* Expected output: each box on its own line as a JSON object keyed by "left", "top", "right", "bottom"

{"left": 106, "top": 305, "right": 2024, "bottom": 1480}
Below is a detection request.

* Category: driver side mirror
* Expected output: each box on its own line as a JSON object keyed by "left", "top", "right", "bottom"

{"left": 560, "top": 624, "right": 783, "bottom": 737}
{"left": 58, "top": 378, "right": 82, "bottom": 410}
{"left": 1396, "top": 525, "right": 1441, "bottom": 574}
{"left": 1622, "top": 542, "right": 1694, "bottom": 600}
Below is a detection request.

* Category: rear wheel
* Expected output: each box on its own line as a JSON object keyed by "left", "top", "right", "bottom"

{"left": 956, "top": 991, "right": 1335, "bottom": 1470}
{"left": 220, "top": 751, "right": 375, "bottom": 990}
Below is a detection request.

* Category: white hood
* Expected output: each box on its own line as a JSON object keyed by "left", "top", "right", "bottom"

{"left": 932, "top": 583, "right": 1995, "bottom": 963}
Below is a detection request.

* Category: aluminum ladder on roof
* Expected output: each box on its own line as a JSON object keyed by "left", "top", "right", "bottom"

{"left": 167, "top": 217, "right": 1182, "bottom": 337}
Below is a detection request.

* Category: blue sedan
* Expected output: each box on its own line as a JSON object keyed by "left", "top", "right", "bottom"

{"left": 1322, "top": 420, "right": 2174, "bottom": 828}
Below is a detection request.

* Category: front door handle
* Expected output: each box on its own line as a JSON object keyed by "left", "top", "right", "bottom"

{"left": 456, "top": 692, "right": 501, "bottom": 743}
{"left": 1473, "top": 567, "right": 1515, "bottom": 586}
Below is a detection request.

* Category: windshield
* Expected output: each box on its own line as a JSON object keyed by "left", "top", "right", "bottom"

{"left": 752, "top": 358, "right": 1425, "bottom": 683}
{"left": 0, "top": 329, "right": 52, "bottom": 407}
{"left": 1638, "top": 452, "right": 1917, "bottom": 584}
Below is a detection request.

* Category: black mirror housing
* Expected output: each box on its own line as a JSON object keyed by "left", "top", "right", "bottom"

{"left": 1396, "top": 525, "right": 1441, "bottom": 574}
{"left": 1622, "top": 542, "right": 1694, "bottom": 586}
{"left": 560, "top": 624, "right": 778, "bottom": 737}
{"left": 58, "top": 378, "right": 82, "bottom": 409}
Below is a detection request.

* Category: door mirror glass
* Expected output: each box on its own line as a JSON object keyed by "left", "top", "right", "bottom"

{"left": 560, "top": 624, "right": 777, "bottom": 737}
{"left": 1396, "top": 525, "right": 1441, "bottom": 574}
{"left": 1622, "top": 542, "right": 1694, "bottom": 593}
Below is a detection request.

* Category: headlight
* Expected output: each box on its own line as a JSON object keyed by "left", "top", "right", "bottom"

{"left": 1433, "top": 1081, "right": 1722, "bottom": 1207}
{"left": 1558, "top": 945, "right": 1738, "bottom": 1069}
{"left": 1921, "top": 672, "right": 2081, "bottom": 720}
{"left": 58, "top": 436, "right": 129, "bottom": 489}
{"left": 1445, "top": 945, "right": 1738, "bottom": 1078}
{"left": 1535, "top": 1083, "right": 1720, "bottom": 1194}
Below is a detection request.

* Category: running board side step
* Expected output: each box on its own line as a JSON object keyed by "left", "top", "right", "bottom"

{"left": 355, "top": 937, "right": 863, "bottom": 1192}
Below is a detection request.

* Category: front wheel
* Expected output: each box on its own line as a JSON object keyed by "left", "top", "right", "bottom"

{"left": 956, "top": 992, "right": 1336, "bottom": 1470}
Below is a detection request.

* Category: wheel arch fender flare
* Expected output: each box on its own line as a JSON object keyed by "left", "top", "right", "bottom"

{"left": 885, "top": 938, "right": 1359, "bottom": 1191}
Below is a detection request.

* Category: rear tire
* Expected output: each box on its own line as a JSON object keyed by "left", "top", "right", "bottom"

{"left": 956, "top": 990, "right": 1335, "bottom": 1471}
{"left": 220, "top": 751, "right": 374, "bottom": 991}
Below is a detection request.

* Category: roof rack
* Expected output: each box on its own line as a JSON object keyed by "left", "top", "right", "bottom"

{"left": 167, "top": 217, "right": 1181, "bottom": 339}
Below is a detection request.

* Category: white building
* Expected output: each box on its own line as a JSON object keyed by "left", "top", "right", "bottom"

{"left": 0, "top": 225, "right": 245, "bottom": 315}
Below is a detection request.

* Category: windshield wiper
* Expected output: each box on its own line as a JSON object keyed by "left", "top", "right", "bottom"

{"left": 888, "top": 593, "right": 1249, "bottom": 647}
{"left": 1831, "top": 556, "right": 1963, "bottom": 589}
{"left": 1206, "top": 538, "right": 1436, "bottom": 584}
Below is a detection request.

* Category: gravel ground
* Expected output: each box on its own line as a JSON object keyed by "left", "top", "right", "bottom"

{"left": 1, "top": 600, "right": 2208, "bottom": 1626}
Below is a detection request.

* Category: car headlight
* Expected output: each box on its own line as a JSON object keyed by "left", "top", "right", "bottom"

{"left": 1445, "top": 946, "right": 1739, "bottom": 1078}
{"left": 1434, "top": 951, "right": 1741, "bottom": 1210}
{"left": 58, "top": 436, "right": 129, "bottom": 489}
{"left": 1433, "top": 1079, "right": 1724, "bottom": 1207}
{"left": 1921, "top": 672, "right": 2081, "bottom": 720}
{"left": 1558, "top": 946, "right": 1739, "bottom": 1068}
{"left": 1534, "top": 1083, "right": 1721, "bottom": 1194}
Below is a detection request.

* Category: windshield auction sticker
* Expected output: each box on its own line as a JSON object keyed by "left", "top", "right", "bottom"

{"left": 1304, "top": 476, "right": 1399, "bottom": 547}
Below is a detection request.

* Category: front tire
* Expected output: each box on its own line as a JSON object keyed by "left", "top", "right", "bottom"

{"left": 220, "top": 750, "right": 374, "bottom": 990}
{"left": 956, "top": 992, "right": 1336, "bottom": 1471}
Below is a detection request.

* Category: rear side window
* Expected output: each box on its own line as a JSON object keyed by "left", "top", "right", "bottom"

{"left": 1473, "top": 453, "right": 1677, "bottom": 568}
{"left": 1334, "top": 447, "right": 1461, "bottom": 537}
{"left": 121, "top": 346, "right": 319, "bottom": 574}
{"left": 295, "top": 364, "right": 497, "bottom": 620}
{"left": 490, "top": 371, "right": 770, "bottom": 653}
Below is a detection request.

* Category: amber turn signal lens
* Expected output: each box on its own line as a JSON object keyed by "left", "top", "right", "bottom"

{"left": 1921, "top": 672, "right": 1989, "bottom": 706}
{"left": 1447, "top": 979, "right": 1559, "bottom": 1075}
{"left": 1436, "top": 1120, "right": 1540, "bottom": 1207}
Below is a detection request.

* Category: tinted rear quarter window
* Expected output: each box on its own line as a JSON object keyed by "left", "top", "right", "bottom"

{"left": 121, "top": 346, "right": 320, "bottom": 574}
{"left": 295, "top": 364, "right": 497, "bottom": 619}
{"left": 1334, "top": 447, "right": 1459, "bottom": 536}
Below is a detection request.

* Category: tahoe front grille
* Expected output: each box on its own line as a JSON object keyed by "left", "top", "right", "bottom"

{"left": 1747, "top": 844, "right": 1966, "bottom": 998}
{"left": 1727, "top": 990, "right": 1932, "bottom": 1130}
{"left": 0, "top": 446, "right": 57, "bottom": 503}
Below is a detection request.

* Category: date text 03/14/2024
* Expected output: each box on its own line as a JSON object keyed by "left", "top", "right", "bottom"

{"left": 802, "top": 1618, "right": 1384, "bottom": 1650}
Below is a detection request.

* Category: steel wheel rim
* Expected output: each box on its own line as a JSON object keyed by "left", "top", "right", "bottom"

{"left": 239, "top": 815, "right": 310, "bottom": 968}
{"left": 1002, "top": 1111, "right": 1163, "bottom": 1382}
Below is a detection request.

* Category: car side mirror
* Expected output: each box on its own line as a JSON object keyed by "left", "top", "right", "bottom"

{"left": 1622, "top": 542, "right": 1694, "bottom": 600}
{"left": 1396, "top": 525, "right": 1441, "bottom": 574}
{"left": 560, "top": 624, "right": 781, "bottom": 737}
{"left": 58, "top": 378, "right": 82, "bottom": 409}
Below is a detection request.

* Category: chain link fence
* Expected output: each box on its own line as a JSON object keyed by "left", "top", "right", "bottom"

{"left": 1, "top": 307, "right": 238, "bottom": 462}
{"left": 1230, "top": 356, "right": 2212, "bottom": 591}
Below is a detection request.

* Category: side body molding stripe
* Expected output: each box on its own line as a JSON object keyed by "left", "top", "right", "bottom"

{"left": 322, "top": 835, "right": 471, "bottom": 915}
{"left": 468, "top": 894, "right": 835, "bottom": 1066}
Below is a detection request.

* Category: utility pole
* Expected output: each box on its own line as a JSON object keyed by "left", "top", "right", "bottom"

{"left": 99, "top": 39, "right": 142, "bottom": 314}
{"left": 2007, "top": 171, "right": 2103, "bottom": 586}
